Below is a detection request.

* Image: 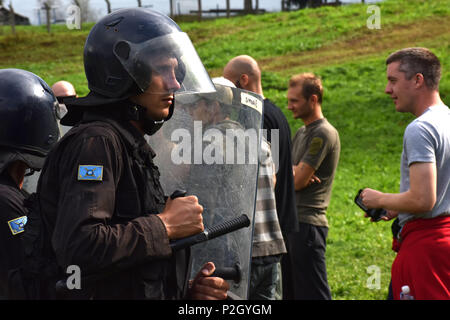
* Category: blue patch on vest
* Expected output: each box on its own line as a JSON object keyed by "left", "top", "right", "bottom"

{"left": 8, "top": 216, "right": 27, "bottom": 235}
{"left": 78, "top": 165, "right": 103, "bottom": 181}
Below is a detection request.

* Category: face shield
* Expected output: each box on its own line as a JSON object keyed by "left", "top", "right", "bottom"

{"left": 113, "top": 32, "right": 215, "bottom": 95}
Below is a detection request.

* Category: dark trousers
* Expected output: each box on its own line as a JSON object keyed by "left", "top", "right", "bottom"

{"left": 249, "top": 261, "right": 279, "bottom": 300}
{"left": 287, "top": 223, "right": 331, "bottom": 300}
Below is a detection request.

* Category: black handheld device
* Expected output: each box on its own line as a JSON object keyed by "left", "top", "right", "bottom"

{"left": 354, "top": 189, "right": 387, "bottom": 222}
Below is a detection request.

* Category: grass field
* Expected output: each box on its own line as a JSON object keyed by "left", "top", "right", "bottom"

{"left": 1, "top": 0, "right": 449, "bottom": 300}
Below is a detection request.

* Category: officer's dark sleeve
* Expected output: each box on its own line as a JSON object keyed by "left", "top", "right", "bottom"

{"left": 0, "top": 188, "right": 27, "bottom": 297}
{"left": 51, "top": 133, "right": 172, "bottom": 273}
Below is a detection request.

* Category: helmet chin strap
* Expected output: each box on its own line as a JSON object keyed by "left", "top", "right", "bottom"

{"left": 126, "top": 101, "right": 174, "bottom": 136}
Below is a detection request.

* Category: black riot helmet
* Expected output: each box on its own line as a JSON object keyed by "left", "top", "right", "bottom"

{"left": 0, "top": 69, "right": 60, "bottom": 173}
{"left": 63, "top": 8, "right": 215, "bottom": 133}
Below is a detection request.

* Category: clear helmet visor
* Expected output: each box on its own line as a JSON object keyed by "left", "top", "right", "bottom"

{"left": 113, "top": 32, "right": 215, "bottom": 95}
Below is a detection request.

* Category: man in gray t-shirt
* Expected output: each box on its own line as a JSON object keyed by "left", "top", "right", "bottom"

{"left": 398, "top": 104, "right": 450, "bottom": 226}
{"left": 361, "top": 48, "right": 450, "bottom": 300}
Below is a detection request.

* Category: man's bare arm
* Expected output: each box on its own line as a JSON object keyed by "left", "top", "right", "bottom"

{"left": 362, "top": 162, "right": 436, "bottom": 214}
{"left": 293, "top": 162, "right": 321, "bottom": 191}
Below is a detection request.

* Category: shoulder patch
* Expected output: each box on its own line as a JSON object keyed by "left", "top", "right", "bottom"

{"left": 309, "top": 137, "right": 324, "bottom": 155}
{"left": 78, "top": 165, "right": 103, "bottom": 181}
{"left": 8, "top": 216, "right": 27, "bottom": 235}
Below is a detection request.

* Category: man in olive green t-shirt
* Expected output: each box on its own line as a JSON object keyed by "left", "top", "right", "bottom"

{"left": 287, "top": 73, "right": 340, "bottom": 300}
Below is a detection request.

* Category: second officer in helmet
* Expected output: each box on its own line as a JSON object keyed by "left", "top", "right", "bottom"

{"left": 0, "top": 69, "right": 60, "bottom": 299}
{"left": 24, "top": 8, "right": 229, "bottom": 299}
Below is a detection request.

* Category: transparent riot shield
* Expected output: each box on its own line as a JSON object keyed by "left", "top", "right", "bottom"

{"left": 147, "top": 83, "right": 263, "bottom": 299}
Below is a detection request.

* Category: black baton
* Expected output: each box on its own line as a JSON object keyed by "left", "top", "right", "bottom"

{"left": 170, "top": 214, "right": 251, "bottom": 251}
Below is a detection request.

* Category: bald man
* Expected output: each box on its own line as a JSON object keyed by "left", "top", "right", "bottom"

{"left": 52, "top": 80, "right": 77, "bottom": 99}
{"left": 223, "top": 55, "right": 264, "bottom": 95}
{"left": 224, "top": 55, "right": 298, "bottom": 299}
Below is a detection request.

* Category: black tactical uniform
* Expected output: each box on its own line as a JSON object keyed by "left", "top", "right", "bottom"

{"left": 0, "top": 68, "right": 60, "bottom": 300}
{"left": 35, "top": 110, "right": 186, "bottom": 299}
{"left": 0, "top": 173, "right": 29, "bottom": 299}
{"left": 20, "top": 8, "right": 215, "bottom": 300}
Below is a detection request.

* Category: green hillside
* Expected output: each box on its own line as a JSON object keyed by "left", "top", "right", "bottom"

{"left": 1, "top": 0, "right": 449, "bottom": 300}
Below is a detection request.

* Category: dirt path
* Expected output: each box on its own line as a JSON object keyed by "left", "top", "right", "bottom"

{"left": 258, "top": 16, "right": 449, "bottom": 74}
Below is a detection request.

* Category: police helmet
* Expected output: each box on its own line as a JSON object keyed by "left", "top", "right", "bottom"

{"left": 63, "top": 8, "right": 214, "bottom": 128}
{"left": 0, "top": 69, "right": 60, "bottom": 173}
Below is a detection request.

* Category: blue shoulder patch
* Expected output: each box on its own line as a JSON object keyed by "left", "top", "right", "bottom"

{"left": 8, "top": 216, "right": 27, "bottom": 235}
{"left": 78, "top": 165, "right": 103, "bottom": 181}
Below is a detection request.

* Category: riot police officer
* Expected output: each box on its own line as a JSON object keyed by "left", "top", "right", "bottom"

{"left": 0, "top": 69, "right": 60, "bottom": 299}
{"left": 22, "top": 8, "right": 228, "bottom": 299}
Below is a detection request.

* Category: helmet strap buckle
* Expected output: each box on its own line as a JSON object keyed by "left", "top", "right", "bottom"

{"left": 126, "top": 105, "right": 141, "bottom": 121}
